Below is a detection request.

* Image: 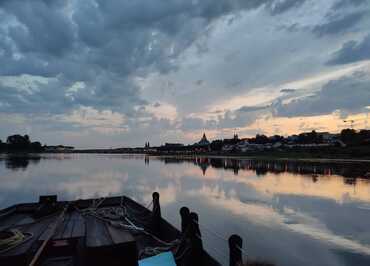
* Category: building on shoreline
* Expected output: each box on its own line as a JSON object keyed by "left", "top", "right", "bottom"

{"left": 193, "top": 133, "right": 211, "bottom": 152}
{"left": 197, "top": 133, "right": 210, "bottom": 146}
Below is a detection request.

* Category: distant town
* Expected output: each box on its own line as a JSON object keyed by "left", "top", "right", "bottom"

{"left": 1, "top": 128, "right": 369, "bottom": 159}
{"left": 140, "top": 129, "right": 370, "bottom": 159}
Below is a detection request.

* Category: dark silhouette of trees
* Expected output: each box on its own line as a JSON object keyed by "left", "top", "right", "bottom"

{"left": 210, "top": 140, "right": 224, "bottom": 151}
{"left": 250, "top": 134, "right": 269, "bottom": 144}
{"left": 297, "top": 130, "right": 323, "bottom": 144}
{"left": 7, "top": 134, "right": 31, "bottom": 149}
{"left": 1, "top": 134, "right": 44, "bottom": 152}
{"left": 0, "top": 139, "right": 5, "bottom": 150}
{"left": 340, "top": 129, "right": 370, "bottom": 146}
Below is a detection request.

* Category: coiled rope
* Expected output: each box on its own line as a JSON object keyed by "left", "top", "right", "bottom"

{"left": 0, "top": 229, "right": 33, "bottom": 254}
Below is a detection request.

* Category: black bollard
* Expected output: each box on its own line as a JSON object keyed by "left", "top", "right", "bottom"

{"left": 180, "top": 207, "right": 190, "bottom": 234}
{"left": 151, "top": 192, "right": 161, "bottom": 234}
{"left": 190, "top": 212, "right": 201, "bottom": 239}
{"left": 229, "top": 234, "right": 243, "bottom": 266}
{"left": 189, "top": 212, "right": 203, "bottom": 264}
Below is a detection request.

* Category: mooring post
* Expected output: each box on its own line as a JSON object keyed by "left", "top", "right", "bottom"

{"left": 189, "top": 212, "right": 203, "bottom": 264}
{"left": 151, "top": 192, "right": 161, "bottom": 233}
{"left": 229, "top": 234, "right": 243, "bottom": 266}
{"left": 180, "top": 206, "right": 190, "bottom": 234}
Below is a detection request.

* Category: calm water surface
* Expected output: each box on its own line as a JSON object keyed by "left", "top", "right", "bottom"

{"left": 1, "top": 154, "right": 370, "bottom": 266}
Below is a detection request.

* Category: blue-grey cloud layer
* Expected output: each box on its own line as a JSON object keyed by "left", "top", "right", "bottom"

{"left": 329, "top": 34, "right": 370, "bottom": 65}
{"left": 0, "top": 0, "right": 369, "bottom": 146}
{"left": 274, "top": 71, "right": 370, "bottom": 117}
{"left": 2, "top": 0, "right": 292, "bottom": 115}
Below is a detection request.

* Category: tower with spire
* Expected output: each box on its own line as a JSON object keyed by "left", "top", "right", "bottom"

{"left": 197, "top": 133, "right": 210, "bottom": 146}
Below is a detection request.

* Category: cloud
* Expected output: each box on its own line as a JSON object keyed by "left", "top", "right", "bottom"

{"left": 280, "top": 89, "right": 296, "bottom": 93}
{"left": 181, "top": 117, "right": 209, "bottom": 131}
{"left": 237, "top": 105, "right": 270, "bottom": 112}
{"left": 273, "top": 71, "right": 370, "bottom": 117}
{"left": 1, "top": 0, "right": 370, "bottom": 146}
{"left": 331, "top": 0, "right": 368, "bottom": 10}
{"left": 328, "top": 34, "right": 370, "bottom": 65}
{"left": 266, "top": 0, "right": 307, "bottom": 15}
{"left": 181, "top": 105, "right": 269, "bottom": 132}
{"left": 0, "top": 0, "right": 318, "bottom": 116}
{"left": 312, "top": 10, "right": 367, "bottom": 37}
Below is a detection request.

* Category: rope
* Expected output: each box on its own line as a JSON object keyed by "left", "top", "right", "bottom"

{"left": 124, "top": 202, "right": 152, "bottom": 217}
{"left": 83, "top": 204, "right": 179, "bottom": 247}
{"left": 175, "top": 246, "right": 191, "bottom": 261}
{"left": 83, "top": 202, "right": 247, "bottom": 262}
{"left": 0, "top": 230, "right": 33, "bottom": 254}
{"left": 94, "top": 197, "right": 106, "bottom": 209}
{"left": 29, "top": 204, "right": 69, "bottom": 266}
{"left": 139, "top": 246, "right": 173, "bottom": 259}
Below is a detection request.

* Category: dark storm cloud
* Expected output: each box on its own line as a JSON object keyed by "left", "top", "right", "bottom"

{"left": 4, "top": 1, "right": 74, "bottom": 57}
{"left": 328, "top": 34, "right": 370, "bottom": 65}
{"left": 273, "top": 71, "right": 370, "bottom": 117}
{"left": 279, "top": 0, "right": 369, "bottom": 37}
{"left": 0, "top": 0, "right": 311, "bottom": 116}
{"left": 180, "top": 105, "right": 270, "bottom": 132}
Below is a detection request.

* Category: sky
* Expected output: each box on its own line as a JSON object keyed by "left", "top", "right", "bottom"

{"left": 0, "top": 0, "right": 370, "bottom": 148}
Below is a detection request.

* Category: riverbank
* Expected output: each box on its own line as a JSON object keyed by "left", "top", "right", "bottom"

{"left": 148, "top": 153, "right": 370, "bottom": 163}
{"left": 3, "top": 142, "right": 370, "bottom": 163}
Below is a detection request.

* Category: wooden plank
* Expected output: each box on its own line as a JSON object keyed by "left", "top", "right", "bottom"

{"left": 14, "top": 216, "right": 35, "bottom": 227}
{"left": 38, "top": 222, "right": 54, "bottom": 241}
{"left": 39, "top": 214, "right": 65, "bottom": 241}
{"left": 0, "top": 213, "right": 29, "bottom": 231}
{"left": 85, "top": 215, "right": 112, "bottom": 248}
{"left": 52, "top": 213, "right": 71, "bottom": 240}
{"left": 106, "top": 223, "right": 135, "bottom": 244}
{"left": 62, "top": 214, "right": 76, "bottom": 239}
{"left": 71, "top": 212, "right": 85, "bottom": 238}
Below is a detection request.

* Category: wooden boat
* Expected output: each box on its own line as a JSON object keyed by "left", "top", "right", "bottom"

{"left": 0, "top": 193, "right": 243, "bottom": 266}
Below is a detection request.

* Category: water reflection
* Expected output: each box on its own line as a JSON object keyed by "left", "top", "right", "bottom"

{"left": 158, "top": 156, "right": 370, "bottom": 178}
{"left": 0, "top": 154, "right": 41, "bottom": 170}
{"left": 1, "top": 154, "right": 370, "bottom": 266}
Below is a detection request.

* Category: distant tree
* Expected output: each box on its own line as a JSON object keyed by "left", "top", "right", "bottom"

{"left": 254, "top": 134, "right": 269, "bottom": 144}
{"left": 30, "top": 141, "right": 43, "bottom": 152}
{"left": 297, "top": 130, "right": 322, "bottom": 144}
{"left": 358, "top": 130, "right": 370, "bottom": 145}
{"left": 7, "top": 135, "right": 31, "bottom": 149}
{"left": 340, "top": 129, "right": 358, "bottom": 145}
{"left": 269, "top": 135, "right": 284, "bottom": 143}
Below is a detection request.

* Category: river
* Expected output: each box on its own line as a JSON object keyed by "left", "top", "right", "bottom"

{"left": 1, "top": 153, "right": 370, "bottom": 266}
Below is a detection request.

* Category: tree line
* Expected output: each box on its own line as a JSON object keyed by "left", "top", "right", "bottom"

{"left": 0, "top": 134, "right": 44, "bottom": 152}
{"left": 209, "top": 129, "right": 370, "bottom": 151}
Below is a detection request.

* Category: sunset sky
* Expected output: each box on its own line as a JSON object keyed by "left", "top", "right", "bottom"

{"left": 0, "top": 0, "right": 370, "bottom": 148}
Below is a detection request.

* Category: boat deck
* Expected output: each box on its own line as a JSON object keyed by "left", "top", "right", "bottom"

{"left": 0, "top": 195, "right": 220, "bottom": 266}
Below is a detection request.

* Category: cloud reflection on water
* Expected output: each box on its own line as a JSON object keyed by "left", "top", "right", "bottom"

{"left": 1, "top": 154, "right": 370, "bottom": 265}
